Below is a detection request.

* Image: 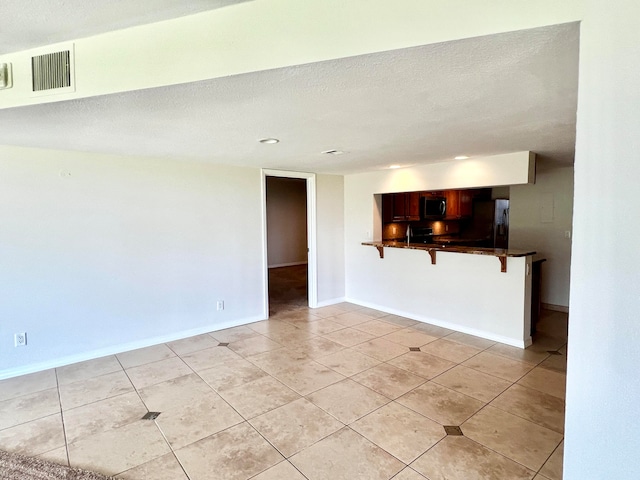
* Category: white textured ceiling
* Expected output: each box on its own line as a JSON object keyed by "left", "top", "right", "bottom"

{"left": 0, "top": 22, "right": 578, "bottom": 175}
{"left": 0, "top": 0, "right": 250, "bottom": 55}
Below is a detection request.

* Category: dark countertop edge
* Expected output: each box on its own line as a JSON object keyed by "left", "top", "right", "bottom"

{"left": 362, "top": 241, "right": 536, "bottom": 258}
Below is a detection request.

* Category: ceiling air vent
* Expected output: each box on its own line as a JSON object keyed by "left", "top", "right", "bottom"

{"left": 30, "top": 44, "right": 75, "bottom": 96}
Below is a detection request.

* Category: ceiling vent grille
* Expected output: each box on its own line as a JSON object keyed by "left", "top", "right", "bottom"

{"left": 29, "top": 44, "right": 75, "bottom": 96}
{"left": 32, "top": 50, "right": 71, "bottom": 91}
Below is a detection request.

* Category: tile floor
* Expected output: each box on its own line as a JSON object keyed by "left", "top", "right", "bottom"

{"left": 0, "top": 266, "right": 567, "bottom": 479}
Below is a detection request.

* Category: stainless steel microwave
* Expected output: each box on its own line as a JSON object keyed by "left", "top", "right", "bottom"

{"left": 421, "top": 196, "right": 446, "bottom": 219}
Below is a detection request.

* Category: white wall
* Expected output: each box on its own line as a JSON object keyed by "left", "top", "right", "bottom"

{"left": 344, "top": 153, "right": 535, "bottom": 346}
{"left": 564, "top": 0, "right": 640, "bottom": 477}
{"left": 316, "top": 174, "right": 345, "bottom": 306}
{"left": 510, "top": 165, "right": 573, "bottom": 307}
{"left": 266, "top": 177, "right": 307, "bottom": 267}
{"left": 0, "top": 146, "right": 265, "bottom": 378}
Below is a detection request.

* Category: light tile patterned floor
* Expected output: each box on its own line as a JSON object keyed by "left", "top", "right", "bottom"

{"left": 0, "top": 266, "right": 567, "bottom": 479}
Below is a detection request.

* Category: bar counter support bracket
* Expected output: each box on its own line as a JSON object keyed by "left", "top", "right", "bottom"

{"left": 499, "top": 256, "right": 507, "bottom": 273}
{"left": 428, "top": 250, "right": 437, "bottom": 265}
{"left": 376, "top": 246, "right": 384, "bottom": 259}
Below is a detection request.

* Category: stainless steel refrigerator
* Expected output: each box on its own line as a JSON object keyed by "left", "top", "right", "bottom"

{"left": 493, "top": 199, "right": 510, "bottom": 249}
{"left": 465, "top": 199, "right": 510, "bottom": 248}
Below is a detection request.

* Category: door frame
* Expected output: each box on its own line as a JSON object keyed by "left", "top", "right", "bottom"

{"left": 261, "top": 169, "right": 318, "bottom": 317}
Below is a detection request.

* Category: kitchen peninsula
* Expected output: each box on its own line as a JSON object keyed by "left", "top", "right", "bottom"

{"left": 360, "top": 239, "right": 536, "bottom": 348}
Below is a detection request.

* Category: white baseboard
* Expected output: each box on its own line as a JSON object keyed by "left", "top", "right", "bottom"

{"left": 344, "top": 297, "right": 531, "bottom": 349}
{"left": 268, "top": 262, "right": 308, "bottom": 269}
{"left": 542, "top": 303, "right": 569, "bottom": 313}
{"left": 0, "top": 315, "right": 266, "bottom": 381}
{"left": 314, "top": 297, "right": 346, "bottom": 308}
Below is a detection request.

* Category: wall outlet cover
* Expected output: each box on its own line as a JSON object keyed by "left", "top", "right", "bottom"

{"left": 14, "top": 332, "right": 27, "bottom": 347}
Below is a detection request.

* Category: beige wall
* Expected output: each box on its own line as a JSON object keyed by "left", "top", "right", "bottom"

{"left": 266, "top": 177, "right": 307, "bottom": 268}
{"left": 510, "top": 165, "right": 574, "bottom": 307}
{"left": 316, "top": 174, "right": 345, "bottom": 305}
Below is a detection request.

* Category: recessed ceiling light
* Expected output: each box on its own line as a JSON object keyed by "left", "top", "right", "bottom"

{"left": 259, "top": 138, "right": 280, "bottom": 144}
{"left": 454, "top": 155, "right": 469, "bottom": 160}
{"left": 388, "top": 164, "right": 401, "bottom": 169}
{"left": 321, "top": 149, "right": 345, "bottom": 155}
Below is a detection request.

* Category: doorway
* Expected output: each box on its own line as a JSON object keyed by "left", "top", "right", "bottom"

{"left": 261, "top": 170, "right": 318, "bottom": 317}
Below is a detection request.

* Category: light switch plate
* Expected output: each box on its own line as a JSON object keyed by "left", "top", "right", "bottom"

{"left": 0, "top": 63, "right": 13, "bottom": 89}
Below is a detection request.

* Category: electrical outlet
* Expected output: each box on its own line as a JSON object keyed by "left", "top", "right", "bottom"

{"left": 216, "top": 300, "right": 224, "bottom": 311}
{"left": 14, "top": 332, "right": 27, "bottom": 347}
{"left": 564, "top": 230, "right": 571, "bottom": 239}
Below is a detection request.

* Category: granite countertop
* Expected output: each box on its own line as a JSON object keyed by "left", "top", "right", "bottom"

{"left": 362, "top": 241, "right": 536, "bottom": 258}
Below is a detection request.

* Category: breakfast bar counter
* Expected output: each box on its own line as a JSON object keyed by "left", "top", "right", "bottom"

{"left": 362, "top": 241, "right": 536, "bottom": 272}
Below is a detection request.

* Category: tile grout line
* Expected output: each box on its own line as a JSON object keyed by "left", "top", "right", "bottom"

{"left": 110, "top": 353, "right": 186, "bottom": 478}
{"left": 188, "top": 349, "right": 269, "bottom": 423}
{"left": 53, "top": 368, "right": 71, "bottom": 468}
{"left": 535, "top": 438, "right": 563, "bottom": 477}
{"left": 342, "top": 338, "right": 564, "bottom": 463}
{"left": 456, "top": 398, "right": 563, "bottom": 474}
{"left": 443, "top": 432, "right": 542, "bottom": 476}
{"left": 485, "top": 382, "right": 565, "bottom": 434}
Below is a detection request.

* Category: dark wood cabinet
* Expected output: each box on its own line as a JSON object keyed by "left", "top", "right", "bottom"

{"left": 471, "top": 188, "right": 492, "bottom": 201}
{"left": 406, "top": 191, "right": 421, "bottom": 221}
{"left": 383, "top": 192, "right": 421, "bottom": 222}
{"left": 382, "top": 194, "right": 394, "bottom": 223}
{"left": 444, "top": 190, "right": 460, "bottom": 218}
{"left": 444, "top": 189, "right": 473, "bottom": 219}
{"left": 391, "top": 193, "right": 407, "bottom": 221}
{"left": 459, "top": 190, "right": 473, "bottom": 217}
{"left": 382, "top": 188, "right": 490, "bottom": 223}
{"left": 422, "top": 191, "right": 444, "bottom": 198}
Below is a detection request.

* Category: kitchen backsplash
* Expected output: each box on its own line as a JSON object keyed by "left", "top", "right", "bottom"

{"left": 382, "top": 220, "right": 460, "bottom": 240}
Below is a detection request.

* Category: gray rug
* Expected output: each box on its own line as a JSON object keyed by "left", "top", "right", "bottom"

{"left": 0, "top": 450, "right": 115, "bottom": 480}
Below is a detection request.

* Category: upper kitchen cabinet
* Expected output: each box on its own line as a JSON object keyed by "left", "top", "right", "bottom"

{"left": 444, "top": 190, "right": 472, "bottom": 219}
{"left": 444, "top": 188, "right": 491, "bottom": 219}
{"left": 382, "top": 194, "right": 394, "bottom": 223}
{"left": 406, "top": 191, "right": 421, "bottom": 221}
{"left": 382, "top": 192, "right": 421, "bottom": 222}
{"left": 459, "top": 190, "right": 474, "bottom": 217}
{"left": 444, "top": 190, "right": 460, "bottom": 218}
{"left": 381, "top": 188, "right": 492, "bottom": 223}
